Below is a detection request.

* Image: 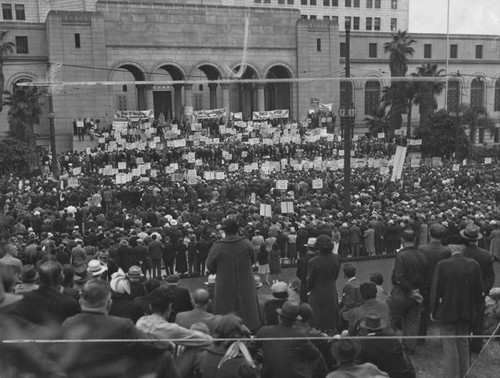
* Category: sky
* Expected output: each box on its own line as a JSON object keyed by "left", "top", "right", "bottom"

{"left": 409, "top": 0, "right": 500, "bottom": 35}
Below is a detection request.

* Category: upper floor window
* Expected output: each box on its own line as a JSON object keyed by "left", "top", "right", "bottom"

{"left": 366, "top": 0, "right": 372, "bottom": 8}
{"left": 345, "top": 0, "right": 351, "bottom": 6}
{"left": 345, "top": 16, "right": 351, "bottom": 29}
{"left": 323, "top": 0, "right": 329, "bottom": 5}
{"left": 310, "top": 0, "right": 317, "bottom": 4}
{"left": 288, "top": 0, "right": 294, "bottom": 4}
{"left": 390, "top": 18, "right": 397, "bottom": 31}
{"left": 353, "top": 17, "right": 360, "bottom": 30}
{"left": 391, "top": 0, "right": 397, "bottom": 9}
{"left": 264, "top": 0, "right": 271, "bottom": 3}
{"left": 366, "top": 17, "right": 372, "bottom": 30}
{"left": 365, "top": 80, "right": 381, "bottom": 115}
{"left": 470, "top": 77, "right": 485, "bottom": 109}
{"left": 332, "top": 0, "right": 338, "bottom": 5}
{"left": 424, "top": 44, "right": 432, "bottom": 58}
{"left": 254, "top": 0, "right": 262, "bottom": 3}
{"left": 340, "top": 42, "right": 346, "bottom": 57}
{"left": 75, "top": 33, "right": 81, "bottom": 49}
{"left": 476, "top": 45, "right": 483, "bottom": 59}
{"left": 15, "top": 4, "right": 24, "bottom": 20}
{"left": 374, "top": 17, "right": 380, "bottom": 30}
{"left": 2, "top": 4, "right": 12, "bottom": 20}
{"left": 301, "top": 14, "right": 308, "bottom": 19}
{"left": 324, "top": 15, "right": 330, "bottom": 20}
{"left": 375, "top": 0, "right": 381, "bottom": 8}
{"left": 15, "top": 36, "right": 28, "bottom": 54}
{"left": 447, "top": 80, "right": 460, "bottom": 113}
{"left": 317, "top": 38, "right": 322, "bottom": 52}
{"left": 332, "top": 15, "right": 339, "bottom": 22}
{"left": 450, "top": 44, "right": 458, "bottom": 58}
{"left": 354, "top": 0, "right": 360, "bottom": 7}
{"left": 301, "top": 0, "right": 307, "bottom": 5}
{"left": 369, "top": 43, "right": 377, "bottom": 57}
{"left": 278, "top": 0, "right": 285, "bottom": 4}
{"left": 310, "top": 14, "right": 317, "bottom": 19}
{"left": 494, "top": 79, "right": 500, "bottom": 111}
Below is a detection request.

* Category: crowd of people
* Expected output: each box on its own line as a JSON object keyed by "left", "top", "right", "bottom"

{"left": 1, "top": 113, "right": 500, "bottom": 376}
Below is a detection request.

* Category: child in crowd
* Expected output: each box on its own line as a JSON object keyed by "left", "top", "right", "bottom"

{"left": 257, "top": 244, "right": 270, "bottom": 285}
{"left": 269, "top": 243, "right": 282, "bottom": 284}
{"left": 369, "top": 272, "right": 388, "bottom": 302}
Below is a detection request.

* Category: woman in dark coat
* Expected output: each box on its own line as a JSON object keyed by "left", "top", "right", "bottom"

{"left": 206, "top": 219, "right": 261, "bottom": 331}
{"left": 307, "top": 234, "right": 341, "bottom": 334}
{"left": 174, "top": 238, "right": 188, "bottom": 275}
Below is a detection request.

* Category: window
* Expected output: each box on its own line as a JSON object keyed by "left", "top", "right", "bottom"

{"left": 366, "top": 17, "right": 372, "bottom": 30}
{"left": 354, "top": 0, "right": 360, "bottom": 7}
{"left": 301, "top": 14, "right": 308, "bottom": 19}
{"left": 324, "top": 0, "right": 329, "bottom": 5}
{"left": 450, "top": 44, "right": 458, "bottom": 58}
{"left": 424, "top": 44, "right": 432, "bottom": 58}
{"left": 332, "top": 0, "right": 338, "bottom": 5}
{"left": 264, "top": 0, "right": 271, "bottom": 3}
{"left": 15, "top": 4, "right": 24, "bottom": 20}
{"left": 332, "top": 15, "right": 338, "bottom": 22}
{"left": 375, "top": 0, "right": 380, "bottom": 8}
{"left": 278, "top": 0, "right": 285, "bottom": 4}
{"left": 495, "top": 80, "right": 500, "bottom": 111}
{"left": 15, "top": 36, "right": 28, "bottom": 54}
{"left": 495, "top": 128, "right": 500, "bottom": 144}
{"left": 117, "top": 95, "right": 127, "bottom": 111}
{"left": 365, "top": 80, "right": 381, "bottom": 115}
{"left": 324, "top": 15, "right": 330, "bottom": 20}
{"left": 478, "top": 128, "right": 485, "bottom": 144}
{"left": 301, "top": 0, "right": 307, "bottom": 5}
{"left": 391, "top": 0, "right": 397, "bottom": 9}
{"left": 476, "top": 45, "right": 483, "bottom": 59}
{"left": 374, "top": 17, "right": 380, "bottom": 30}
{"left": 470, "top": 77, "right": 485, "bottom": 109}
{"left": 288, "top": 0, "right": 294, "bottom": 4}
{"left": 447, "top": 80, "right": 460, "bottom": 113}
{"left": 254, "top": 0, "right": 262, "bottom": 3}
{"left": 353, "top": 17, "right": 360, "bottom": 30}
{"left": 194, "top": 94, "right": 203, "bottom": 111}
{"left": 345, "top": 16, "right": 351, "bottom": 29}
{"left": 390, "top": 18, "right": 397, "bottom": 31}
{"left": 366, "top": 0, "right": 372, "bottom": 8}
{"left": 345, "top": 0, "right": 351, "bottom": 7}
{"left": 310, "top": 14, "right": 317, "bottom": 19}
{"left": 75, "top": 34, "right": 81, "bottom": 49}
{"left": 2, "top": 4, "right": 12, "bottom": 19}
{"left": 369, "top": 43, "right": 377, "bottom": 57}
{"left": 340, "top": 42, "right": 346, "bottom": 57}
{"left": 317, "top": 38, "right": 322, "bottom": 52}
{"left": 310, "top": 0, "right": 317, "bottom": 4}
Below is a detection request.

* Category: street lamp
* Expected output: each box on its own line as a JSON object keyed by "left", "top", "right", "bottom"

{"left": 47, "top": 91, "right": 58, "bottom": 175}
{"left": 338, "top": 103, "right": 357, "bottom": 212}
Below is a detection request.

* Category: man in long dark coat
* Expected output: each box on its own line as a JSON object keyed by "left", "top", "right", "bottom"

{"left": 206, "top": 219, "right": 261, "bottom": 331}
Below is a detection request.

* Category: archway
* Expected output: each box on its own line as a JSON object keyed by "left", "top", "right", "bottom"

{"left": 153, "top": 63, "right": 186, "bottom": 122}
{"left": 192, "top": 64, "right": 223, "bottom": 111}
{"left": 264, "top": 65, "right": 292, "bottom": 112}
{"left": 110, "top": 63, "right": 147, "bottom": 111}
{"left": 229, "top": 65, "right": 259, "bottom": 120}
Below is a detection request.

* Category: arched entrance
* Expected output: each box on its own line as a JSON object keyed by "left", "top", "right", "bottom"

{"left": 192, "top": 64, "right": 223, "bottom": 111}
{"left": 229, "top": 65, "right": 259, "bottom": 120}
{"left": 110, "top": 63, "right": 147, "bottom": 111}
{"left": 153, "top": 63, "right": 186, "bottom": 122}
{"left": 264, "top": 65, "right": 292, "bottom": 111}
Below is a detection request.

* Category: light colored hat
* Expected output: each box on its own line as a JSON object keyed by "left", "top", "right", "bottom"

{"left": 271, "top": 281, "right": 288, "bottom": 294}
{"left": 127, "top": 265, "right": 144, "bottom": 279}
{"left": 87, "top": 259, "right": 107, "bottom": 276}
{"left": 205, "top": 274, "right": 216, "bottom": 286}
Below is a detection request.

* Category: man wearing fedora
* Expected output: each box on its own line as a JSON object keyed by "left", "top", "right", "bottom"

{"left": 461, "top": 223, "right": 495, "bottom": 354}
{"left": 251, "top": 300, "right": 328, "bottom": 378}
{"left": 296, "top": 237, "right": 317, "bottom": 303}
{"left": 327, "top": 337, "right": 389, "bottom": 378}
{"left": 430, "top": 235, "right": 483, "bottom": 378}
{"left": 358, "top": 313, "right": 416, "bottom": 378}
{"left": 14, "top": 265, "right": 39, "bottom": 294}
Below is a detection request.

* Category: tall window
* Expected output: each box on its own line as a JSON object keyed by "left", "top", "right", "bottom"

{"left": 340, "top": 42, "right": 346, "bottom": 57}
{"left": 354, "top": 0, "right": 360, "bottom": 7}
{"left": 194, "top": 94, "right": 203, "bottom": 111}
{"left": 310, "top": 0, "right": 317, "bottom": 4}
{"left": 117, "top": 95, "right": 127, "bottom": 111}
{"left": 15, "top": 36, "right": 28, "bottom": 54}
{"left": 332, "top": 0, "right": 338, "bottom": 5}
{"left": 310, "top": 15, "right": 317, "bottom": 19}
{"left": 324, "top": 0, "right": 330, "bottom": 5}
{"left": 365, "top": 80, "right": 381, "bottom": 115}
{"left": 475, "top": 45, "right": 483, "bottom": 59}
{"left": 353, "top": 17, "right": 360, "bottom": 30}
{"left": 495, "top": 128, "right": 500, "bottom": 144}
{"left": 264, "top": 0, "right": 271, "bottom": 3}
{"left": 324, "top": 15, "right": 330, "bottom": 20}
{"left": 478, "top": 128, "right": 485, "bottom": 144}
{"left": 450, "top": 44, "right": 458, "bottom": 58}
{"left": 366, "top": 0, "right": 372, "bottom": 7}
{"left": 2, "top": 4, "right": 12, "bottom": 19}
{"left": 288, "top": 0, "right": 294, "bottom": 4}
{"left": 424, "top": 44, "right": 432, "bottom": 58}
{"left": 15, "top": 4, "right": 24, "bottom": 20}
{"left": 390, "top": 18, "right": 397, "bottom": 31}
{"left": 470, "top": 78, "right": 485, "bottom": 109}
{"left": 391, "top": 0, "right": 397, "bottom": 9}
{"left": 340, "top": 81, "right": 353, "bottom": 106}
{"left": 254, "top": 0, "right": 262, "bottom": 3}
{"left": 301, "top": 14, "right": 308, "bottom": 19}
{"left": 332, "top": 15, "right": 338, "bottom": 22}
{"left": 301, "top": 0, "right": 307, "bottom": 4}
{"left": 345, "top": 0, "right": 351, "bottom": 6}
{"left": 366, "top": 17, "right": 372, "bottom": 30}
{"left": 447, "top": 80, "right": 460, "bottom": 113}
{"left": 369, "top": 43, "right": 377, "bottom": 57}
{"left": 495, "top": 79, "right": 500, "bottom": 111}
{"left": 345, "top": 16, "right": 351, "bottom": 29}
{"left": 278, "top": 0, "right": 285, "bottom": 4}
{"left": 75, "top": 34, "right": 81, "bottom": 49}
{"left": 317, "top": 38, "right": 322, "bottom": 51}
{"left": 374, "top": 17, "right": 380, "bottom": 30}
{"left": 375, "top": 0, "right": 380, "bottom": 8}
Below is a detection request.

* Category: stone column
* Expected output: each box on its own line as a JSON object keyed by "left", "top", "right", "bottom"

{"left": 145, "top": 85, "right": 154, "bottom": 111}
{"left": 184, "top": 84, "right": 193, "bottom": 108}
{"left": 208, "top": 83, "right": 218, "bottom": 109}
{"left": 173, "top": 84, "right": 183, "bottom": 121}
{"left": 221, "top": 83, "right": 230, "bottom": 113}
{"left": 257, "top": 83, "right": 266, "bottom": 111}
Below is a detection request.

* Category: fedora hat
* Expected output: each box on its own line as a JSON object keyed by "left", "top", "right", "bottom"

{"left": 88, "top": 259, "right": 108, "bottom": 276}
{"left": 119, "top": 239, "right": 129, "bottom": 246}
{"left": 360, "top": 313, "right": 387, "bottom": 332}
{"left": 331, "top": 339, "right": 362, "bottom": 364}
{"left": 21, "top": 265, "right": 38, "bottom": 283}
{"left": 460, "top": 223, "right": 483, "bottom": 240}
{"left": 276, "top": 300, "right": 302, "bottom": 321}
{"left": 127, "top": 265, "right": 144, "bottom": 279}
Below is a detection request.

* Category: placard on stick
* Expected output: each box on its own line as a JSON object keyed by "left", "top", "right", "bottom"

{"left": 260, "top": 204, "right": 272, "bottom": 217}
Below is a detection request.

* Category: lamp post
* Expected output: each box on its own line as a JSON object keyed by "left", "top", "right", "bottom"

{"left": 47, "top": 90, "right": 57, "bottom": 175}
{"left": 338, "top": 103, "right": 357, "bottom": 212}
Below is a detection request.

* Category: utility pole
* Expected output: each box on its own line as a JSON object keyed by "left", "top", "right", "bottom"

{"left": 343, "top": 27, "right": 352, "bottom": 213}
{"left": 47, "top": 88, "right": 57, "bottom": 175}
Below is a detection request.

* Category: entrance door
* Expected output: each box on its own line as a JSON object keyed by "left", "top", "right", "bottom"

{"left": 153, "top": 91, "right": 173, "bottom": 120}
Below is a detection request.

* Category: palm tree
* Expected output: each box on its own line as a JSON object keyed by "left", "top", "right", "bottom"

{"left": 4, "top": 86, "right": 42, "bottom": 169}
{"left": 383, "top": 30, "right": 416, "bottom": 131}
{"left": 457, "top": 103, "right": 495, "bottom": 144}
{"left": 0, "top": 31, "right": 15, "bottom": 112}
{"left": 364, "top": 105, "right": 390, "bottom": 139}
{"left": 412, "top": 63, "right": 445, "bottom": 127}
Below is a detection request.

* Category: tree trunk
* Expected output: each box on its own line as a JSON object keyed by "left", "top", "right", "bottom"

{"left": 406, "top": 101, "right": 412, "bottom": 138}
{"left": 0, "top": 63, "right": 4, "bottom": 112}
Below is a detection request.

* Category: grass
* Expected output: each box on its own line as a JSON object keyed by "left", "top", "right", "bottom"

{"left": 180, "top": 257, "right": 500, "bottom": 377}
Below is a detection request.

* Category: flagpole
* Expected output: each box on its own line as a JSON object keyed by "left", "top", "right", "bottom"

{"left": 444, "top": 0, "right": 450, "bottom": 110}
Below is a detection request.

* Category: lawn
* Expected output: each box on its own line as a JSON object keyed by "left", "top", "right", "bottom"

{"left": 179, "top": 257, "right": 500, "bottom": 377}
